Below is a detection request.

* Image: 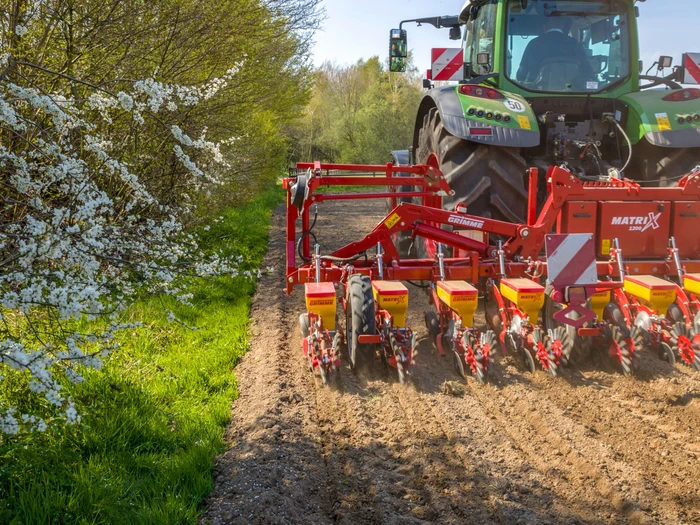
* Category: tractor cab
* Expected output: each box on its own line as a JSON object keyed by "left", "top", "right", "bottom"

{"left": 475, "top": 0, "right": 632, "bottom": 94}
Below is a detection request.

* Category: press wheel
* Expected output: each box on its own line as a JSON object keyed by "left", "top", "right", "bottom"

{"left": 659, "top": 342, "right": 676, "bottom": 366}
{"left": 453, "top": 351, "right": 466, "bottom": 378}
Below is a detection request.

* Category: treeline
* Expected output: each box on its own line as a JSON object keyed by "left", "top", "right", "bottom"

{"left": 1, "top": 0, "right": 321, "bottom": 209}
{"left": 0, "top": 0, "right": 322, "bottom": 433}
{"left": 290, "top": 57, "right": 424, "bottom": 164}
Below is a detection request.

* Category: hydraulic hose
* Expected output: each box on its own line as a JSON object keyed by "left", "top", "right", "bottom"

{"left": 297, "top": 207, "right": 318, "bottom": 263}
{"left": 610, "top": 117, "right": 633, "bottom": 174}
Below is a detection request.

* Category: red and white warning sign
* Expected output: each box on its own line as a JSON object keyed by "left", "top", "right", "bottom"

{"left": 545, "top": 234, "right": 598, "bottom": 288}
{"left": 683, "top": 53, "right": 700, "bottom": 85}
{"left": 431, "top": 48, "right": 464, "bottom": 82}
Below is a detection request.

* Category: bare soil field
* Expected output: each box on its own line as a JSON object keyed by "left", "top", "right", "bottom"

{"left": 201, "top": 198, "right": 700, "bottom": 525}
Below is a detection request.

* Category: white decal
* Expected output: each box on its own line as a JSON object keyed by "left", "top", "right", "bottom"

{"left": 503, "top": 99, "right": 525, "bottom": 113}
{"left": 448, "top": 215, "right": 485, "bottom": 229}
{"left": 611, "top": 212, "right": 661, "bottom": 232}
{"left": 586, "top": 81, "right": 599, "bottom": 90}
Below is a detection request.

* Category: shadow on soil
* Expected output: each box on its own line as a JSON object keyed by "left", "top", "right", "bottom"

{"left": 206, "top": 405, "right": 613, "bottom": 525}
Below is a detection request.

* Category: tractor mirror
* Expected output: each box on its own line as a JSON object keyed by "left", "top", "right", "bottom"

{"left": 449, "top": 26, "right": 462, "bottom": 40}
{"left": 658, "top": 56, "right": 673, "bottom": 70}
{"left": 389, "top": 28, "right": 408, "bottom": 72}
{"left": 477, "top": 53, "right": 490, "bottom": 66}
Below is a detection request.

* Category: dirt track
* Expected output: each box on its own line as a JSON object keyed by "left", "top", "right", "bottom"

{"left": 201, "top": 198, "right": 700, "bottom": 525}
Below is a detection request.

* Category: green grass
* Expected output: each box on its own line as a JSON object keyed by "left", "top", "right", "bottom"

{"left": 0, "top": 187, "right": 283, "bottom": 524}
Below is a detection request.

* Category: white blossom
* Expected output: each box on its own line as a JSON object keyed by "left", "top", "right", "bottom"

{"left": 0, "top": 54, "right": 253, "bottom": 433}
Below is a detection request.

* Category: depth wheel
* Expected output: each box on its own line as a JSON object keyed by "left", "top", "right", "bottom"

{"left": 659, "top": 342, "right": 676, "bottom": 366}
{"left": 453, "top": 351, "right": 466, "bottom": 378}
{"left": 299, "top": 313, "right": 310, "bottom": 338}
{"left": 522, "top": 347, "right": 536, "bottom": 374}
{"left": 346, "top": 275, "right": 377, "bottom": 373}
{"left": 424, "top": 311, "right": 440, "bottom": 346}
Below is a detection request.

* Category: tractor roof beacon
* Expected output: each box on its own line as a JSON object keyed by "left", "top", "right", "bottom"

{"left": 390, "top": 0, "right": 700, "bottom": 249}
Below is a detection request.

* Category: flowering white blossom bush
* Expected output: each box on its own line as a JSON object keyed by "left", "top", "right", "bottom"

{"left": 0, "top": 55, "right": 245, "bottom": 434}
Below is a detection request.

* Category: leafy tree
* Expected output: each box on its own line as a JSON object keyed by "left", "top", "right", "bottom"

{"left": 0, "top": 0, "right": 322, "bottom": 432}
{"left": 290, "top": 55, "right": 424, "bottom": 164}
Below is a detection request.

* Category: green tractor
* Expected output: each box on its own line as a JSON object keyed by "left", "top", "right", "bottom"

{"left": 390, "top": 0, "right": 700, "bottom": 234}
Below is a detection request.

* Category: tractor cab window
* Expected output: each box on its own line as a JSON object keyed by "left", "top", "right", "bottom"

{"left": 465, "top": 0, "right": 498, "bottom": 75}
{"left": 505, "top": 0, "right": 630, "bottom": 93}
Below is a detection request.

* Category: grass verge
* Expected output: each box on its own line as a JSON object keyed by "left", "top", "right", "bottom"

{"left": 0, "top": 187, "right": 283, "bottom": 524}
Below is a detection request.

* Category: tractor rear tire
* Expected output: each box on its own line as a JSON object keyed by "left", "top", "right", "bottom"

{"left": 630, "top": 138, "right": 700, "bottom": 186}
{"left": 385, "top": 150, "right": 413, "bottom": 258}
{"left": 417, "top": 107, "right": 528, "bottom": 217}
{"left": 412, "top": 108, "right": 528, "bottom": 258}
{"left": 346, "top": 274, "right": 377, "bottom": 373}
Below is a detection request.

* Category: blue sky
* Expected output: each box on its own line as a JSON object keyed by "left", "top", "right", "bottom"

{"left": 313, "top": 0, "right": 699, "bottom": 75}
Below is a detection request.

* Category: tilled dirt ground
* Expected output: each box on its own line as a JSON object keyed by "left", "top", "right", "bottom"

{"left": 201, "top": 199, "right": 700, "bottom": 525}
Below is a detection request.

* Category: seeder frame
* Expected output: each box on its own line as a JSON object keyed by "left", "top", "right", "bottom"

{"left": 284, "top": 159, "right": 700, "bottom": 381}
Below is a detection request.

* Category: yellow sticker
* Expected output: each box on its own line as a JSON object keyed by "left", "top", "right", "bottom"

{"left": 518, "top": 115, "right": 531, "bottom": 130}
{"left": 385, "top": 212, "right": 401, "bottom": 229}
{"left": 601, "top": 239, "right": 611, "bottom": 255}
{"left": 655, "top": 112, "right": 672, "bottom": 131}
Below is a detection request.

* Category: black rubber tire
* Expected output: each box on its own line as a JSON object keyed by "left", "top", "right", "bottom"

{"left": 659, "top": 342, "right": 676, "bottom": 366}
{"left": 453, "top": 351, "right": 466, "bottom": 378}
{"left": 346, "top": 274, "right": 376, "bottom": 372}
{"left": 629, "top": 138, "right": 700, "bottom": 186}
{"left": 386, "top": 150, "right": 413, "bottom": 258}
{"left": 299, "top": 313, "right": 310, "bottom": 339}
{"left": 522, "top": 347, "right": 536, "bottom": 374}
{"left": 415, "top": 107, "right": 528, "bottom": 222}
{"left": 424, "top": 311, "right": 440, "bottom": 346}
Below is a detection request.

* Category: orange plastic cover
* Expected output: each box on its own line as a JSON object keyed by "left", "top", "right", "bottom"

{"left": 500, "top": 278, "right": 545, "bottom": 294}
{"left": 304, "top": 282, "right": 336, "bottom": 297}
{"left": 624, "top": 275, "right": 676, "bottom": 291}
{"left": 372, "top": 281, "right": 408, "bottom": 295}
{"left": 437, "top": 281, "right": 477, "bottom": 296}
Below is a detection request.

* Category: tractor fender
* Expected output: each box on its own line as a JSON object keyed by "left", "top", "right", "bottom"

{"left": 620, "top": 91, "right": 700, "bottom": 148}
{"left": 413, "top": 86, "right": 540, "bottom": 152}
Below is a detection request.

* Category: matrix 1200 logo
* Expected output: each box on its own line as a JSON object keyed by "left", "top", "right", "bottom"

{"left": 611, "top": 212, "right": 661, "bottom": 232}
